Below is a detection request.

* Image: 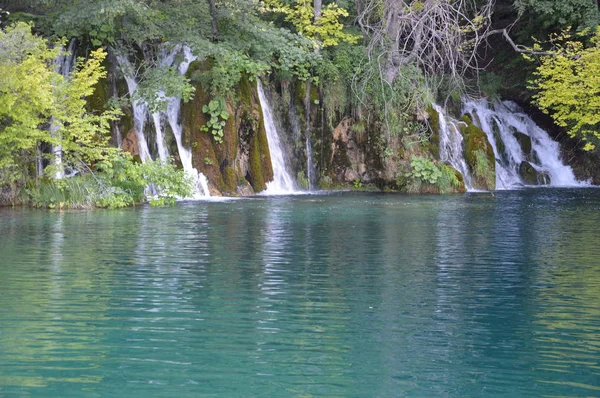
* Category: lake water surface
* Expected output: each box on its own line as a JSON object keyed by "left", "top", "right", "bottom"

{"left": 1, "top": 190, "right": 599, "bottom": 397}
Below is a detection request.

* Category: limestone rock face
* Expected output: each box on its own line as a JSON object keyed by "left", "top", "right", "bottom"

{"left": 181, "top": 72, "right": 273, "bottom": 196}
{"left": 121, "top": 129, "right": 140, "bottom": 158}
{"left": 330, "top": 117, "right": 370, "bottom": 184}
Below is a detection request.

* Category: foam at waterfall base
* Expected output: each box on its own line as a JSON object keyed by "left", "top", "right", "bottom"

{"left": 259, "top": 184, "right": 308, "bottom": 196}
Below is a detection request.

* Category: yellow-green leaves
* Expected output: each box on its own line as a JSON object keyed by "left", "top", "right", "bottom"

{"left": 0, "top": 22, "right": 119, "bottom": 182}
{"left": 261, "top": 0, "right": 359, "bottom": 48}
{"left": 0, "top": 23, "right": 58, "bottom": 174}
{"left": 529, "top": 28, "right": 600, "bottom": 150}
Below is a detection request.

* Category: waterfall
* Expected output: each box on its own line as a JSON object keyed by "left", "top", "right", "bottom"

{"left": 165, "top": 46, "right": 211, "bottom": 198}
{"left": 433, "top": 104, "right": 474, "bottom": 190}
{"left": 116, "top": 54, "right": 152, "bottom": 163}
{"left": 117, "top": 46, "right": 210, "bottom": 197}
{"left": 463, "top": 99, "right": 585, "bottom": 189}
{"left": 51, "top": 38, "right": 78, "bottom": 179}
{"left": 151, "top": 46, "right": 181, "bottom": 163}
{"left": 257, "top": 80, "right": 298, "bottom": 194}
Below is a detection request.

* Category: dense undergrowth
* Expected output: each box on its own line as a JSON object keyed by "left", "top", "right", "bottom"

{"left": 24, "top": 153, "right": 193, "bottom": 209}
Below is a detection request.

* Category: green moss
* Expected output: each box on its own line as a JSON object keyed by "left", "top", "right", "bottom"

{"left": 249, "top": 136, "right": 266, "bottom": 192}
{"left": 460, "top": 115, "right": 496, "bottom": 190}
{"left": 519, "top": 161, "right": 539, "bottom": 185}
{"left": 237, "top": 75, "right": 254, "bottom": 108}
{"left": 514, "top": 132, "right": 532, "bottom": 156}
{"left": 427, "top": 106, "right": 440, "bottom": 158}
{"left": 222, "top": 166, "right": 236, "bottom": 193}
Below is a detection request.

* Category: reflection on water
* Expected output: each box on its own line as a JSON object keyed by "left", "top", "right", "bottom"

{"left": 1, "top": 190, "right": 600, "bottom": 397}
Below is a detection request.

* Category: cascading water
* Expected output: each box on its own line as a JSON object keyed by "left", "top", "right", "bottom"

{"left": 117, "top": 46, "right": 210, "bottom": 197}
{"left": 151, "top": 46, "right": 180, "bottom": 163}
{"left": 462, "top": 99, "right": 585, "bottom": 189}
{"left": 165, "top": 46, "right": 211, "bottom": 198}
{"left": 116, "top": 54, "right": 152, "bottom": 163}
{"left": 433, "top": 104, "right": 474, "bottom": 190}
{"left": 257, "top": 80, "right": 298, "bottom": 194}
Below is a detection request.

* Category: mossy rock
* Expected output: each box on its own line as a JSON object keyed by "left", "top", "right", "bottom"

{"left": 518, "top": 161, "right": 550, "bottom": 185}
{"left": 460, "top": 115, "right": 496, "bottom": 190}
{"left": 239, "top": 79, "right": 273, "bottom": 193}
{"left": 213, "top": 101, "right": 238, "bottom": 164}
{"left": 221, "top": 166, "right": 237, "bottom": 194}
{"left": 426, "top": 106, "right": 440, "bottom": 159}
{"left": 491, "top": 118, "right": 505, "bottom": 162}
{"left": 452, "top": 167, "right": 467, "bottom": 193}
{"left": 514, "top": 132, "right": 532, "bottom": 157}
{"left": 181, "top": 82, "right": 225, "bottom": 189}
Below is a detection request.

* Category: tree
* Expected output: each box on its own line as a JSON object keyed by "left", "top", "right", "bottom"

{"left": 262, "top": 0, "right": 359, "bottom": 49}
{"left": 528, "top": 29, "right": 600, "bottom": 150}
{"left": 356, "top": 0, "right": 495, "bottom": 85}
{"left": 514, "top": 0, "right": 599, "bottom": 32}
{"left": 0, "top": 22, "right": 118, "bottom": 185}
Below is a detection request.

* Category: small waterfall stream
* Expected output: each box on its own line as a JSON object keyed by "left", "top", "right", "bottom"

{"left": 433, "top": 104, "right": 473, "bottom": 190}
{"left": 117, "top": 54, "right": 152, "bottom": 163}
{"left": 462, "top": 99, "right": 584, "bottom": 189}
{"left": 435, "top": 98, "right": 586, "bottom": 191}
{"left": 117, "top": 46, "right": 210, "bottom": 197}
{"left": 257, "top": 80, "right": 298, "bottom": 194}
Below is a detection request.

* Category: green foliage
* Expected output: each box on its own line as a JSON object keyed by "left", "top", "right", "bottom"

{"left": 26, "top": 152, "right": 193, "bottom": 208}
{"left": 96, "top": 152, "right": 194, "bottom": 207}
{"left": 135, "top": 66, "right": 195, "bottom": 113}
{"left": 528, "top": 28, "right": 600, "bottom": 150}
{"left": 318, "top": 175, "right": 333, "bottom": 189}
{"left": 408, "top": 156, "right": 442, "bottom": 185}
{"left": 201, "top": 98, "right": 230, "bottom": 144}
{"left": 204, "top": 157, "right": 214, "bottom": 165}
{"left": 438, "top": 165, "right": 462, "bottom": 194}
{"left": 460, "top": 116, "right": 496, "bottom": 190}
{"left": 515, "top": 0, "right": 599, "bottom": 32}
{"left": 476, "top": 72, "right": 504, "bottom": 100}
{"left": 297, "top": 170, "right": 309, "bottom": 189}
{"left": 261, "top": 0, "right": 360, "bottom": 48}
{"left": 354, "top": 60, "right": 433, "bottom": 140}
{"left": 97, "top": 153, "right": 192, "bottom": 207}
{"left": 473, "top": 149, "right": 496, "bottom": 188}
{"left": 352, "top": 178, "right": 362, "bottom": 189}
{"left": 27, "top": 175, "right": 104, "bottom": 209}
{"left": 0, "top": 22, "right": 119, "bottom": 185}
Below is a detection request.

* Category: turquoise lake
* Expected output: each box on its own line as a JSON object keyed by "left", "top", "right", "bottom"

{"left": 1, "top": 190, "right": 599, "bottom": 397}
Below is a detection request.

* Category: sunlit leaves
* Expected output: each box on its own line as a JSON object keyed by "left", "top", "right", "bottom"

{"left": 261, "top": 0, "right": 359, "bottom": 48}
{"left": 529, "top": 28, "right": 600, "bottom": 150}
{"left": 0, "top": 23, "right": 119, "bottom": 182}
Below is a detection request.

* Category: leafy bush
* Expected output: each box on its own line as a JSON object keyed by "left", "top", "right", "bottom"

{"left": 96, "top": 152, "right": 194, "bottom": 207}
{"left": 27, "top": 152, "right": 194, "bottom": 209}
{"left": 438, "top": 165, "right": 462, "bottom": 193}
{"left": 408, "top": 156, "right": 442, "bottom": 184}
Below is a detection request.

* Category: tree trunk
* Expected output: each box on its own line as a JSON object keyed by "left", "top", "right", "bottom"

{"left": 207, "top": 0, "right": 220, "bottom": 41}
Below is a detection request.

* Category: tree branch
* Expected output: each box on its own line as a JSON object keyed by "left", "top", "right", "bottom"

{"left": 484, "top": 28, "right": 554, "bottom": 56}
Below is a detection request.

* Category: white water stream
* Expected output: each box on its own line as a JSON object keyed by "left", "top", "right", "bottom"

{"left": 117, "top": 45, "right": 210, "bottom": 197}
{"left": 433, "top": 104, "right": 473, "bottom": 190}
{"left": 257, "top": 80, "right": 299, "bottom": 194}
{"left": 463, "top": 99, "right": 585, "bottom": 189}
